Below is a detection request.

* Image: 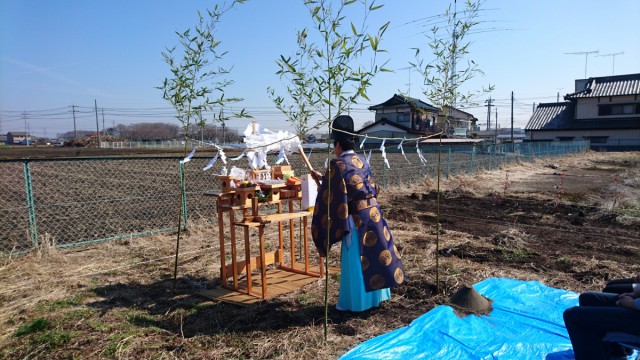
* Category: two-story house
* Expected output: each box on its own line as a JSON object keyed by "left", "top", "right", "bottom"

{"left": 525, "top": 73, "right": 640, "bottom": 150}
{"left": 360, "top": 94, "right": 480, "bottom": 147}
{"left": 7, "top": 131, "right": 31, "bottom": 145}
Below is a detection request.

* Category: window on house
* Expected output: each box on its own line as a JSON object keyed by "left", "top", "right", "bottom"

{"left": 598, "top": 103, "right": 640, "bottom": 116}
{"left": 397, "top": 113, "right": 410, "bottom": 123}
{"left": 583, "top": 136, "right": 608, "bottom": 144}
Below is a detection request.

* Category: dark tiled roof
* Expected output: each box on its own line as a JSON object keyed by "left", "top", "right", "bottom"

{"left": 565, "top": 73, "right": 640, "bottom": 99}
{"left": 525, "top": 102, "right": 574, "bottom": 130}
{"left": 368, "top": 94, "right": 439, "bottom": 112}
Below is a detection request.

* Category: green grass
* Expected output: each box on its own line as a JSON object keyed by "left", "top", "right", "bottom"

{"left": 496, "top": 247, "right": 531, "bottom": 261}
{"left": 33, "top": 331, "right": 74, "bottom": 348}
{"left": 15, "top": 318, "right": 49, "bottom": 337}
{"left": 37, "top": 294, "right": 85, "bottom": 313}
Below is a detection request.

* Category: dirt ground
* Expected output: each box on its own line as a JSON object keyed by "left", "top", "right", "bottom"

{"left": 0, "top": 151, "right": 638, "bottom": 359}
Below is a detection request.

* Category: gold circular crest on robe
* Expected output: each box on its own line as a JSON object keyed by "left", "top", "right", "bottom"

{"left": 369, "top": 274, "right": 386, "bottom": 290}
{"left": 393, "top": 244, "right": 401, "bottom": 259}
{"left": 369, "top": 207, "right": 381, "bottom": 222}
{"left": 328, "top": 167, "right": 336, "bottom": 179}
{"left": 321, "top": 215, "right": 331, "bottom": 229}
{"left": 338, "top": 203, "right": 348, "bottom": 220}
{"left": 360, "top": 256, "right": 370, "bottom": 271}
{"left": 352, "top": 214, "right": 363, "bottom": 228}
{"left": 394, "top": 268, "right": 405, "bottom": 285}
{"left": 335, "top": 228, "right": 344, "bottom": 239}
{"left": 335, "top": 160, "right": 346, "bottom": 172}
{"left": 322, "top": 189, "right": 333, "bottom": 204}
{"left": 363, "top": 231, "right": 377, "bottom": 247}
{"left": 311, "top": 224, "right": 318, "bottom": 240}
{"left": 349, "top": 174, "right": 364, "bottom": 190}
{"left": 351, "top": 156, "right": 364, "bottom": 169}
{"left": 368, "top": 175, "right": 376, "bottom": 189}
{"left": 378, "top": 249, "right": 392, "bottom": 266}
{"left": 383, "top": 226, "right": 391, "bottom": 241}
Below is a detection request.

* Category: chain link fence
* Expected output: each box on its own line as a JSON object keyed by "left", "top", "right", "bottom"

{"left": 0, "top": 141, "right": 589, "bottom": 255}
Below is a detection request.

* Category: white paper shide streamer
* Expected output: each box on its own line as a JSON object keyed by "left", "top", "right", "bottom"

{"left": 180, "top": 148, "right": 196, "bottom": 164}
{"left": 360, "top": 135, "right": 367, "bottom": 149}
{"left": 397, "top": 139, "right": 410, "bottom": 164}
{"left": 242, "top": 123, "right": 301, "bottom": 169}
{"left": 203, "top": 152, "right": 219, "bottom": 171}
{"left": 380, "top": 139, "right": 390, "bottom": 169}
{"left": 416, "top": 140, "right": 427, "bottom": 165}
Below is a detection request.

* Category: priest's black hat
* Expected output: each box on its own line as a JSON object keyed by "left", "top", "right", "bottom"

{"left": 331, "top": 115, "right": 355, "bottom": 142}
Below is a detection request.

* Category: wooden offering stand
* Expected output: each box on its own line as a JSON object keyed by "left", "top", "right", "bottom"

{"left": 202, "top": 167, "right": 328, "bottom": 304}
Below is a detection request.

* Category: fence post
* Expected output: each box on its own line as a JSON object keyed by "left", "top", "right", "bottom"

{"left": 471, "top": 149, "right": 476, "bottom": 175}
{"left": 447, "top": 147, "right": 451, "bottom": 179}
{"left": 382, "top": 161, "right": 387, "bottom": 188}
{"left": 180, "top": 162, "right": 188, "bottom": 230}
{"left": 23, "top": 161, "right": 39, "bottom": 248}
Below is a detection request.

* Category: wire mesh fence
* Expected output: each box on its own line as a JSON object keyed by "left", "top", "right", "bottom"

{"left": 0, "top": 141, "right": 589, "bottom": 255}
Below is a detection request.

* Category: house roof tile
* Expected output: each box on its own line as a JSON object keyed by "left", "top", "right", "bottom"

{"left": 565, "top": 73, "right": 640, "bottom": 99}
{"left": 368, "top": 94, "right": 439, "bottom": 112}
{"left": 525, "top": 102, "right": 574, "bottom": 130}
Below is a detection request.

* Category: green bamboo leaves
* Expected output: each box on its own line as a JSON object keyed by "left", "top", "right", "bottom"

{"left": 272, "top": 0, "right": 389, "bottom": 136}
{"left": 158, "top": 1, "right": 249, "bottom": 147}
{"left": 411, "top": 0, "right": 493, "bottom": 130}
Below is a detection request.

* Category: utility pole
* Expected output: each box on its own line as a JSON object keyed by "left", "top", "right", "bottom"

{"left": 532, "top": 102, "right": 536, "bottom": 113}
{"left": 95, "top": 99, "right": 101, "bottom": 146}
{"left": 511, "top": 91, "right": 514, "bottom": 144}
{"left": 494, "top": 108, "right": 498, "bottom": 144}
{"left": 485, "top": 97, "right": 493, "bottom": 130}
{"left": 102, "top": 108, "right": 105, "bottom": 137}
{"left": 71, "top": 105, "right": 78, "bottom": 139}
{"left": 221, "top": 108, "right": 226, "bottom": 144}
{"left": 22, "top": 111, "right": 28, "bottom": 145}
{"left": 597, "top": 52, "right": 624, "bottom": 75}
{"left": 565, "top": 50, "right": 599, "bottom": 79}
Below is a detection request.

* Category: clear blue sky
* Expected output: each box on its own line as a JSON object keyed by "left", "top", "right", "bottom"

{"left": 1, "top": 0, "right": 639, "bottom": 138}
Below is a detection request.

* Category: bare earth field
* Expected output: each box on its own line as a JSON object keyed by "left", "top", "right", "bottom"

{"left": 1, "top": 151, "right": 639, "bottom": 359}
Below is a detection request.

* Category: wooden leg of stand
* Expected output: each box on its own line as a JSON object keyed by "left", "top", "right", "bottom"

{"left": 259, "top": 225, "right": 267, "bottom": 299}
{"left": 277, "top": 202, "right": 283, "bottom": 265}
{"left": 218, "top": 207, "right": 226, "bottom": 287}
{"left": 230, "top": 210, "right": 238, "bottom": 290}
{"left": 303, "top": 216, "right": 309, "bottom": 273}
{"left": 244, "top": 226, "right": 252, "bottom": 295}
{"left": 288, "top": 201, "right": 295, "bottom": 268}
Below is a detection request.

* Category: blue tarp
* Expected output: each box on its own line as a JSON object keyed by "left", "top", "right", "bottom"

{"left": 340, "top": 278, "right": 580, "bottom": 360}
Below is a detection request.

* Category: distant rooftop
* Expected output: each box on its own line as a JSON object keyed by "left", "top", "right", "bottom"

{"left": 565, "top": 73, "right": 640, "bottom": 99}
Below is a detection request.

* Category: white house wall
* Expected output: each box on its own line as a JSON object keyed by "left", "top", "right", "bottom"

{"left": 529, "top": 129, "right": 640, "bottom": 147}
{"left": 575, "top": 95, "right": 639, "bottom": 119}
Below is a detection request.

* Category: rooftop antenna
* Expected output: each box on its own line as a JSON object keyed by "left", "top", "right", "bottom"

{"left": 565, "top": 50, "right": 599, "bottom": 79}
{"left": 597, "top": 52, "right": 624, "bottom": 75}
{"left": 398, "top": 66, "right": 412, "bottom": 96}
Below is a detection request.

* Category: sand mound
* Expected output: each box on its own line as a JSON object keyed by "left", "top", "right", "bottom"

{"left": 449, "top": 285, "right": 493, "bottom": 316}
